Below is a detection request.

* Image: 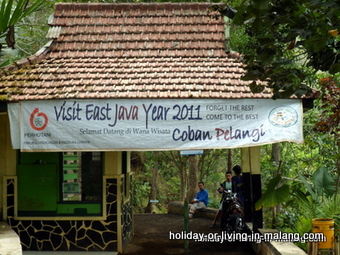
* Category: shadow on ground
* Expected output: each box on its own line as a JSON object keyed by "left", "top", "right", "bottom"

{"left": 120, "top": 214, "right": 256, "bottom": 255}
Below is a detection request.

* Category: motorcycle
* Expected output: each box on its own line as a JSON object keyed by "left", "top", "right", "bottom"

{"left": 220, "top": 188, "right": 245, "bottom": 233}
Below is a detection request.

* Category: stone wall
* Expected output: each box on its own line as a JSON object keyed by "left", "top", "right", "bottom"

{"left": 168, "top": 201, "right": 217, "bottom": 220}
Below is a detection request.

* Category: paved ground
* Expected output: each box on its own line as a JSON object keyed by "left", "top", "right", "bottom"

{"left": 121, "top": 214, "right": 256, "bottom": 255}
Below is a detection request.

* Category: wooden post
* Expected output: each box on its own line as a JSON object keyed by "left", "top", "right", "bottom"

{"left": 184, "top": 199, "right": 189, "bottom": 254}
{"left": 241, "top": 146, "right": 263, "bottom": 230}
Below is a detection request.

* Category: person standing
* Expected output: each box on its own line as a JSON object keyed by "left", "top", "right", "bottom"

{"left": 210, "top": 170, "right": 233, "bottom": 227}
{"left": 189, "top": 182, "right": 209, "bottom": 219}
{"left": 232, "top": 165, "right": 243, "bottom": 204}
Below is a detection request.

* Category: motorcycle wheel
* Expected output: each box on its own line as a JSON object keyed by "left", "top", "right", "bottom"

{"left": 234, "top": 216, "right": 244, "bottom": 233}
{"left": 221, "top": 217, "right": 232, "bottom": 233}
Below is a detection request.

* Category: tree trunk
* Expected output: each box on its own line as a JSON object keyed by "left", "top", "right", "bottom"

{"left": 271, "top": 143, "right": 282, "bottom": 227}
{"left": 145, "top": 152, "right": 159, "bottom": 213}
{"left": 227, "top": 149, "right": 233, "bottom": 171}
{"left": 271, "top": 206, "right": 276, "bottom": 228}
{"left": 271, "top": 143, "right": 281, "bottom": 164}
{"left": 187, "top": 155, "right": 198, "bottom": 201}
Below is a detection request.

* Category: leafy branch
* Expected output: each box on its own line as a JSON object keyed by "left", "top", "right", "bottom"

{"left": 212, "top": 0, "right": 340, "bottom": 98}
{"left": 0, "top": 0, "right": 45, "bottom": 53}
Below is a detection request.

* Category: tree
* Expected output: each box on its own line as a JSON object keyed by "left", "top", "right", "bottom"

{"left": 214, "top": 0, "right": 340, "bottom": 234}
{"left": 130, "top": 149, "right": 239, "bottom": 213}
{"left": 313, "top": 77, "right": 340, "bottom": 196}
{"left": 187, "top": 155, "right": 198, "bottom": 202}
{"left": 0, "top": 0, "right": 45, "bottom": 66}
{"left": 212, "top": 0, "right": 339, "bottom": 98}
{"left": 145, "top": 152, "right": 160, "bottom": 213}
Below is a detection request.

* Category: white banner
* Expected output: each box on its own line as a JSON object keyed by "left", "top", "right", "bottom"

{"left": 8, "top": 98, "right": 303, "bottom": 151}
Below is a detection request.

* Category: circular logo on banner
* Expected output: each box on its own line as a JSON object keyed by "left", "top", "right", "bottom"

{"left": 268, "top": 106, "right": 298, "bottom": 128}
{"left": 30, "top": 108, "right": 49, "bottom": 131}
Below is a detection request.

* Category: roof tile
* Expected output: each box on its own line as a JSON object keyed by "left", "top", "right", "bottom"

{"left": 0, "top": 2, "right": 308, "bottom": 101}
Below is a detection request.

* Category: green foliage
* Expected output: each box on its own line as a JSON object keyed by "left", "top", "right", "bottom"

{"left": 229, "top": 24, "right": 256, "bottom": 56}
{"left": 297, "top": 167, "right": 336, "bottom": 202}
{"left": 282, "top": 189, "right": 340, "bottom": 251}
{"left": 132, "top": 178, "right": 151, "bottom": 213}
{"left": 272, "top": 168, "right": 340, "bottom": 251}
{"left": 259, "top": 111, "right": 339, "bottom": 236}
{"left": 255, "top": 175, "right": 290, "bottom": 210}
{"left": 131, "top": 149, "right": 241, "bottom": 213}
{"left": 215, "top": 0, "right": 340, "bottom": 98}
{"left": 314, "top": 77, "right": 340, "bottom": 135}
{"left": 0, "top": 0, "right": 46, "bottom": 66}
{"left": 312, "top": 167, "right": 335, "bottom": 198}
{"left": 207, "top": 197, "right": 220, "bottom": 209}
{"left": 0, "top": 58, "right": 9, "bottom": 68}
{"left": 14, "top": 3, "right": 52, "bottom": 57}
{"left": 259, "top": 102, "right": 338, "bottom": 180}
{"left": 0, "top": 0, "right": 45, "bottom": 40}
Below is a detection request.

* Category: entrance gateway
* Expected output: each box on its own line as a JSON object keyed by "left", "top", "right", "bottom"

{"left": 0, "top": 3, "right": 317, "bottom": 253}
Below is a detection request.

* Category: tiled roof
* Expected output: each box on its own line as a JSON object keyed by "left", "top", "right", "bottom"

{"left": 0, "top": 3, "right": 310, "bottom": 101}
